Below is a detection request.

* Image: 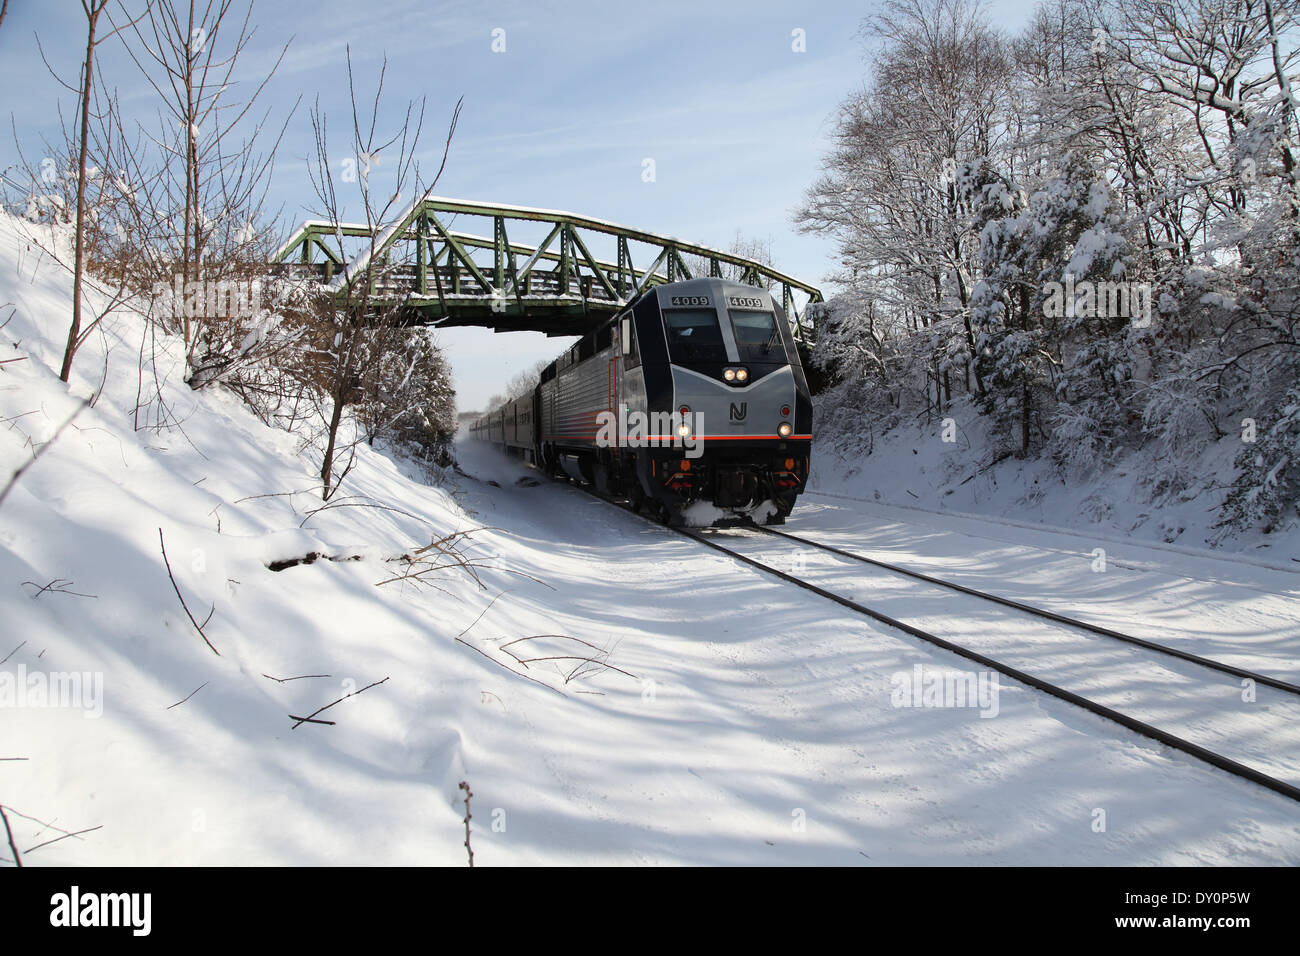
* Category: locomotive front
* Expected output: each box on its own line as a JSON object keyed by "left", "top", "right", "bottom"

{"left": 619, "top": 278, "right": 812, "bottom": 524}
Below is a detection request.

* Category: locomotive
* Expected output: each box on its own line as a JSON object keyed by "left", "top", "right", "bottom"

{"left": 470, "top": 278, "right": 812, "bottom": 525}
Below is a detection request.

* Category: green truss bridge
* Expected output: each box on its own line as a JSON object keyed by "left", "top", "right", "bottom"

{"left": 270, "top": 195, "right": 824, "bottom": 339}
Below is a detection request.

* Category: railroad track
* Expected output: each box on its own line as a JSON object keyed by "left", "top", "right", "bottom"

{"left": 757, "top": 524, "right": 1300, "bottom": 697}
{"left": 570, "top": 482, "right": 1300, "bottom": 805}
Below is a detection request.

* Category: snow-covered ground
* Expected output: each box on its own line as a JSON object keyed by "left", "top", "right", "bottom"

{"left": 3, "top": 212, "right": 1299, "bottom": 865}
{"left": 700, "top": 512, "right": 1300, "bottom": 789}
{"left": 810, "top": 396, "right": 1300, "bottom": 562}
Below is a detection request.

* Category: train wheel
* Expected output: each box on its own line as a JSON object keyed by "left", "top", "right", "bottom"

{"left": 764, "top": 495, "right": 795, "bottom": 526}
{"left": 661, "top": 499, "right": 686, "bottom": 527}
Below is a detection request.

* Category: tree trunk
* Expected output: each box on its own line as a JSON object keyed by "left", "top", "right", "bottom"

{"left": 320, "top": 394, "right": 343, "bottom": 498}
{"left": 182, "top": 0, "right": 197, "bottom": 360}
{"left": 60, "top": 7, "right": 101, "bottom": 383}
{"left": 1020, "top": 379, "right": 1031, "bottom": 456}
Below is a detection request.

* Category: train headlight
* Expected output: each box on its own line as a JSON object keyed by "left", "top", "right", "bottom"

{"left": 777, "top": 422, "right": 793, "bottom": 438}
{"left": 735, "top": 368, "right": 749, "bottom": 382}
{"left": 723, "top": 368, "right": 736, "bottom": 381}
{"left": 677, "top": 407, "right": 693, "bottom": 438}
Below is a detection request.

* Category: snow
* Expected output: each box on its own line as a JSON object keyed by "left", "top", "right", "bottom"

{"left": 711, "top": 516, "right": 1300, "bottom": 784}
{"left": 270, "top": 221, "right": 373, "bottom": 262}
{"left": 3, "top": 211, "right": 1300, "bottom": 864}
{"left": 812, "top": 394, "right": 1300, "bottom": 562}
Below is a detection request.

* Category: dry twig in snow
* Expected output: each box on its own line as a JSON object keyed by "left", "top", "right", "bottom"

{"left": 289, "top": 676, "right": 390, "bottom": 729}
{"left": 158, "top": 528, "right": 219, "bottom": 655}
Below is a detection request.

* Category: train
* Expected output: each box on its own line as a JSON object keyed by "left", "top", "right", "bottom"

{"left": 469, "top": 277, "right": 812, "bottom": 525}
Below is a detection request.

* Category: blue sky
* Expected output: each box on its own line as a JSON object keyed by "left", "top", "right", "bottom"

{"left": 1, "top": 0, "right": 1040, "bottom": 410}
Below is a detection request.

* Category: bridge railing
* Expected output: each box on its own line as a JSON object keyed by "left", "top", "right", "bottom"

{"left": 269, "top": 261, "right": 628, "bottom": 304}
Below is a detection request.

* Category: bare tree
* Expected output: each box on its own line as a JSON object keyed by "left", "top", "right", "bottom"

{"left": 111, "top": 0, "right": 296, "bottom": 384}
{"left": 57, "top": 1, "right": 148, "bottom": 383}
{"left": 1, "top": 4, "right": 153, "bottom": 388}
{"left": 681, "top": 230, "right": 778, "bottom": 288}
{"left": 504, "top": 358, "right": 550, "bottom": 400}
{"left": 303, "top": 48, "right": 461, "bottom": 498}
{"left": 1101, "top": 0, "right": 1300, "bottom": 228}
{"left": 799, "top": 0, "right": 1013, "bottom": 409}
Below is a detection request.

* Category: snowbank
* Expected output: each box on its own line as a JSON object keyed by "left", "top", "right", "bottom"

{"left": 810, "top": 392, "right": 1300, "bottom": 564}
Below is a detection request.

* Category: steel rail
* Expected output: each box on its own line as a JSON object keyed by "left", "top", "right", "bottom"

{"left": 750, "top": 525, "right": 1300, "bottom": 697}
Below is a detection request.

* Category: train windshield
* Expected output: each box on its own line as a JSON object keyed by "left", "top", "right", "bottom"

{"left": 664, "top": 308, "right": 727, "bottom": 363}
{"left": 728, "top": 309, "right": 787, "bottom": 363}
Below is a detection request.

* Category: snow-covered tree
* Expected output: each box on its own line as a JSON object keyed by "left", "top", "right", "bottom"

{"left": 966, "top": 153, "right": 1134, "bottom": 457}
{"left": 1220, "top": 380, "right": 1300, "bottom": 532}
{"left": 801, "top": 0, "right": 1300, "bottom": 528}
{"left": 798, "top": 0, "right": 1013, "bottom": 409}
{"left": 358, "top": 328, "right": 456, "bottom": 463}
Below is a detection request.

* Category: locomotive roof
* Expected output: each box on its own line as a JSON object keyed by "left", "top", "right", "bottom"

{"left": 645, "top": 276, "right": 776, "bottom": 305}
